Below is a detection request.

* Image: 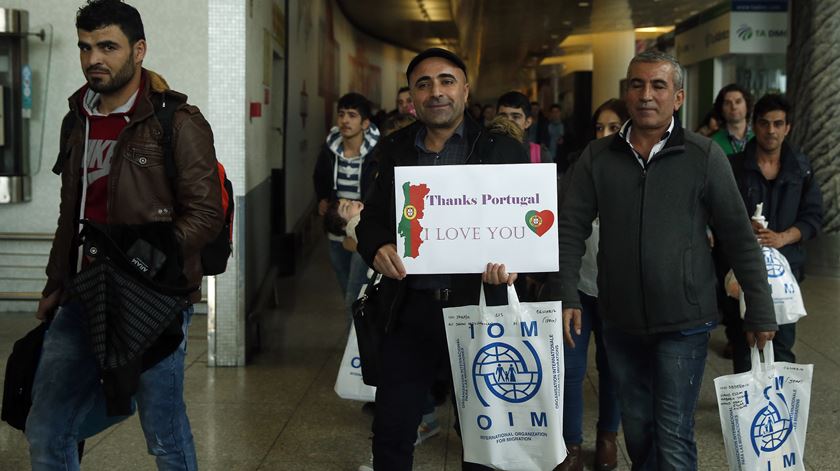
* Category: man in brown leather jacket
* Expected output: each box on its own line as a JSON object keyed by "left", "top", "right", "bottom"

{"left": 25, "top": 1, "right": 221, "bottom": 469}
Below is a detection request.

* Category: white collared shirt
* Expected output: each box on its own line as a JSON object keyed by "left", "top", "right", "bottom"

{"left": 621, "top": 117, "right": 675, "bottom": 168}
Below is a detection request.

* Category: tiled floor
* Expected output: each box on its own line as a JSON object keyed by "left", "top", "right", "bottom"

{"left": 1, "top": 245, "right": 838, "bottom": 470}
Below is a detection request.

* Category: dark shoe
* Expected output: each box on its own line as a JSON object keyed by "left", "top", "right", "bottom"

{"left": 595, "top": 430, "right": 618, "bottom": 470}
{"left": 554, "top": 444, "right": 582, "bottom": 471}
{"left": 722, "top": 341, "right": 734, "bottom": 359}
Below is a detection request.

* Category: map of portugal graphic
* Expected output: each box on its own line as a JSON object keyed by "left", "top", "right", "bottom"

{"left": 398, "top": 182, "right": 431, "bottom": 258}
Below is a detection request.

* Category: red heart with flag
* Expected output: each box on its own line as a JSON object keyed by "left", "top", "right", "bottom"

{"left": 525, "top": 210, "right": 554, "bottom": 237}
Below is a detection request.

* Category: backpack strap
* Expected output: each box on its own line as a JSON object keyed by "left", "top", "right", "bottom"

{"left": 154, "top": 94, "right": 184, "bottom": 181}
{"left": 52, "top": 112, "right": 77, "bottom": 175}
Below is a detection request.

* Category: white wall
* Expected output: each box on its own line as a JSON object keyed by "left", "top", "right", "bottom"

{"left": 0, "top": 0, "right": 208, "bottom": 232}
{"left": 245, "top": 0, "right": 284, "bottom": 192}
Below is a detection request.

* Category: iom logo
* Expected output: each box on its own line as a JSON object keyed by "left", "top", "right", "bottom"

{"left": 750, "top": 386, "right": 793, "bottom": 456}
{"left": 737, "top": 24, "right": 754, "bottom": 41}
{"left": 763, "top": 248, "right": 786, "bottom": 278}
{"left": 472, "top": 340, "right": 542, "bottom": 407}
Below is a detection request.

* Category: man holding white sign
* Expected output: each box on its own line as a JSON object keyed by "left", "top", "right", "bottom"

{"left": 356, "top": 48, "right": 529, "bottom": 470}
{"left": 548, "top": 51, "right": 777, "bottom": 470}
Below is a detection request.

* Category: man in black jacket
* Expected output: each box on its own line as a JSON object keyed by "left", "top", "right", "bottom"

{"left": 355, "top": 48, "right": 528, "bottom": 470}
{"left": 727, "top": 94, "right": 823, "bottom": 373}
{"left": 549, "top": 51, "right": 776, "bottom": 470}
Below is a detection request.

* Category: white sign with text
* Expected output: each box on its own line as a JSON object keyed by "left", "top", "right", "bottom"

{"left": 393, "top": 164, "right": 559, "bottom": 274}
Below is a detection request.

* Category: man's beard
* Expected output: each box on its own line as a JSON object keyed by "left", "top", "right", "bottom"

{"left": 87, "top": 53, "right": 136, "bottom": 94}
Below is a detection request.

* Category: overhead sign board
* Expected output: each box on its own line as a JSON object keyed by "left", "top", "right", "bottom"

{"left": 675, "top": 1, "right": 788, "bottom": 65}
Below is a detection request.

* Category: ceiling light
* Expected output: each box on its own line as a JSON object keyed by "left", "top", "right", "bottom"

{"left": 551, "top": 33, "right": 559, "bottom": 39}
{"left": 563, "top": 20, "right": 572, "bottom": 26}
{"left": 578, "top": 1, "right": 590, "bottom": 6}
{"left": 635, "top": 26, "right": 675, "bottom": 34}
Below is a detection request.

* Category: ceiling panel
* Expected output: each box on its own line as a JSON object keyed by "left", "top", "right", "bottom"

{"left": 336, "top": 0, "right": 721, "bottom": 101}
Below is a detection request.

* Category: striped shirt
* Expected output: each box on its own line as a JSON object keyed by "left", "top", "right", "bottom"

{"left": 335, "top": 155, "right": 362, "bottom": 200}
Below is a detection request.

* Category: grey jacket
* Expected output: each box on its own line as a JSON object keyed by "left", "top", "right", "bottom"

{"left": 546, "top": 125, "right": 776, "bottom": 335}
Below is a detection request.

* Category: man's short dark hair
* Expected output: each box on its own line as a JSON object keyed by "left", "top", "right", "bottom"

{"left": 714, "top": 83, "right": 754, "bottom": 124}
{"left": 397, "top": 86, "right": 410, "bottom": 95}
{"left": 496, "top": 91, "right": 531, "bottom": 116}
{"left": 323, "top": 200, "right": 346, "bottom": 237}
{"left": 753, "top": 94, "right": 791, "bottom": 124}
{"left": 337, "top": 92, "right": 372, "bottom": 121}
{"left": 549, "top": 103, "right": 562, "bottom": 111}
{"left": 76, "top": 0, "right": 145, "bottom": 44}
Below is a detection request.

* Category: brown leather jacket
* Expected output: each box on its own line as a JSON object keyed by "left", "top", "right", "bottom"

{"left": 44, "top": 70, "right": 223, "bottom": 302}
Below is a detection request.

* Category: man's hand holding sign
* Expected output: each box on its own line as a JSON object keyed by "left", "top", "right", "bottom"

{"left": 374, "top": 245, "right": 519, "bottom": 286}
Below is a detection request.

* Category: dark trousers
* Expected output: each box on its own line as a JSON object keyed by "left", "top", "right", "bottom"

{"left": 372, "top": 290, "right": 491, "bottom": 470}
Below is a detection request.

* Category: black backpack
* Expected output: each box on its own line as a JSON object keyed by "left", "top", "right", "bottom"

{"left": 55, "top": 95, "right": 234, "bottom": 276}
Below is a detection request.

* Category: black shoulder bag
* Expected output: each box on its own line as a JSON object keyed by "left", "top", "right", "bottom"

{"left": 352, "top": 272, "right": 385, "bottom": 387}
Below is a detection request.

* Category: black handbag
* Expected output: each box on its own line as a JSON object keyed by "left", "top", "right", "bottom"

{"left": 2, "top": 322, "right": 48, "bottom": 431}
{"left": 352, "top": 273, "right": 385, "bottom": 387}
{"left": 1, "top": 320, "right": 89, "bottom": 462}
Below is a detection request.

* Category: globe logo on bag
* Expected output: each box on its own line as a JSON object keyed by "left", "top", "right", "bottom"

{"left": 472, "top": 341, "right": 542, "bottom": 407}
{"left": 750, "top": 387, "right": 793, "bottom": 455}
{"left": 763, "top": 248, "right": 786, "bottom": 278}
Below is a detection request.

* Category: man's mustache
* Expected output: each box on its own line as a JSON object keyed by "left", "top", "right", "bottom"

{"left": 425, "top": 98, "right": 452, "bottom": 106}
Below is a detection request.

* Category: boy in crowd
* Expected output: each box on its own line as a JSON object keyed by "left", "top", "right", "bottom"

{"left": 496, "top": 91, "right": 552, "bottom": 163}
{"left": 313, "top": 92, "right": 380, "bottom": 321}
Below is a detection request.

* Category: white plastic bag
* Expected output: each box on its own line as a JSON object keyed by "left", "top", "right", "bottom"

{"left": 739, "top": 247, "right": 807, "bottom": 325}
{"left": 443, "top": 285, "right": 566, "bottom": 471}
{"left": 714, "top": 341, "right": 813, "bottom": 470}
{"left": 334, "top": 324, "right": 377, "bottom": 402}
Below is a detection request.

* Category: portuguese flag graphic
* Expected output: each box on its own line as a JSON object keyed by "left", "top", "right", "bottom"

{"left": 398, "top": 181, "right": 431, "bottom": 258}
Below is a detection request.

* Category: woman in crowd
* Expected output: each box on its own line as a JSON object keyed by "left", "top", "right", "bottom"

{"left": 555, "top": 98, "right": 629, "bottom": 471}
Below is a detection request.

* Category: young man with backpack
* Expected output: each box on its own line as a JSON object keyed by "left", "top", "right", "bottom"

{"left": 26, "top": 1, "right": 225, "bottom": 469}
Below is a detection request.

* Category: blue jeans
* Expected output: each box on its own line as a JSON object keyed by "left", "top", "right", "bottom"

{"left": 26, "top": 303, "right": 197, "bottom": 471}
{"left": 562, "top": 292, "right": 620, "bottom": 445}
{"left": 328, "top": 239, "right": 352, "bottom": 297}
{"left": 603, "top": 328, "right": 709, "bottom": 471}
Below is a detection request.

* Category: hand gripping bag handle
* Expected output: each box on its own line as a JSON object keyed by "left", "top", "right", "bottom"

{"left": 477, "top": 283, "right": 522, "bottom": 319}
{"left": 750, "top": 340, "right": 775, "bottom": 381}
